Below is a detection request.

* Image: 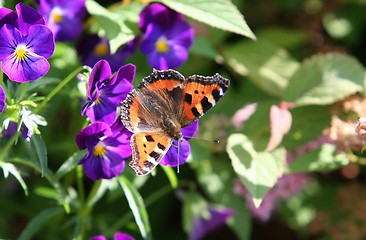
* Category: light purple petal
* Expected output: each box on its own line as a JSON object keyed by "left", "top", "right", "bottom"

{"left": 0, "top": 86, "right": 5, "bottom": 112}
{"left": 50, "top": 16, "right": 82, "bottom": 41}
{"left": 26, "top": 25, "right": 55, "bottom": 58}
{"left": 2, "top": 51, "right": 50, "bottom": 82}
{"left": 15, "top": 3, "right": 45, "bottom": 36}
{"left": 56, "top": 0, "right": 86, "bottom": 16}
{"left": 166, "top": 20, "right": 194, "bottom": 48}
{"left": 89, "top": 236, "right": 106, "bottom": 240}
{"left": 111, "top": 63, "right": 136, "bottom": 85}
{"left": 88, "top": 60, "right": 112, "bottom": 99}
{"left": 182, "top": 121, "right": 199, "bottom": 140}
{"left": 0, "top": 24, "right": 21, "bottom": 60}
{"left": 160, "top": 138, "right": 190, "bottom": 167}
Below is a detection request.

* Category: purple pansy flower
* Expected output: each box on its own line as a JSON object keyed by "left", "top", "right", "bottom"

{"left": 82, "top": 60, "right": 135, "bottom": 125}
{"left": 160, "top": 120, "right": 199, "bottom": 167}
{"left": 38, "top": 0, "right": 86, "bottom": 41}
{"left": 0, "top": 85, "right": 5, "bottom": 112}
{"left": 0, "top": 3, "right": 55, "bottom": 82}
{"left": 139, "top": 3, "right": 194, "bottom": 70}
{"left": 90, "top": 232, "right": 134, "bottom": 240}
{"left": 190, "top": 207, "right": 235, "bottom": 240}
{"left": 76, "top": 120, "right": 132, "bottom": 181}
{"left": 77, "top": 34, "right": 138, "bottom": 72}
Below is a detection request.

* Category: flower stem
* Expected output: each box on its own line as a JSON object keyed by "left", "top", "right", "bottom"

{"left": 34, "top": 66, "right": 85, "bottom": 114}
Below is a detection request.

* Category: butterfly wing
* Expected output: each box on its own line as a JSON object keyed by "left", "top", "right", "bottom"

{"left": 121, "top": 69, "right": 186, "bottom": 133}
{"left": 129, "top": 132, "right": 172, "bottom": 175}
{"left": 180, "top": 73, "right": 230, "bottom": 127}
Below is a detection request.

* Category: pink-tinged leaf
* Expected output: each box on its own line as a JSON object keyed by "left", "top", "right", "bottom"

{"left": 265, "top": 102, "right": 294, "bottom": 152}
{"left": 231, "top": 103, "right": 257, "bottom": 130}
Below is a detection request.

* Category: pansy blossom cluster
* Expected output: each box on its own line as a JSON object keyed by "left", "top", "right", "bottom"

{"left": 75, "top": 60, "right": 135, "bottom": 180}
{"left": 0, "top": 3, "right": 54, "bottom": 140}
{"left": 77, "top": 3, "right": 194, "bottom": 71}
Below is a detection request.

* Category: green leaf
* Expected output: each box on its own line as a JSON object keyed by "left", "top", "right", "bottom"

{"left": 118, "top": 176, "right": 152, "bottom": 240}
{"left": 18, "top": 207, "right": 63, "bottom": 240}
{"left": 1, "top": 162, "right": 28, "bottom": 195}
{"left": 226, "top": 133, "right": 286, "bottom": 207}
{"left": 223, "top": 40, "right": 299, "bottom": 97}
{"left": 190, "top": 37, "right": 218, "bottom": 60}
{"left": 55, "top": 150, "right": 87, "bottom": 180}
{"left": 86, "top": 0, "right": 135, "bottom": 53}
{"left": 161, "top": 165, "right": 178, "bottom": 189}
{"left": 34, "top": 187, "right": 59, "bottom": 200}
{"left": 288, "top": 143, "right": 349, "bottom": 173}
{"left": 284, "top": 53, "right": 366, "bottom": 106}
{"left": 161, "top": 0, "right": 256, "bottom": 39}
{"left": 30, "top": 134, "right": 48, "bottom": 176}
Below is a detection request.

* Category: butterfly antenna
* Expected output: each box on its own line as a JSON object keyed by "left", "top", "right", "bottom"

{"left": 177, "top": 138, "right": 182, "bottom": 173}
{"left": 185, "top": 136, "right": 220, "bottom": 143}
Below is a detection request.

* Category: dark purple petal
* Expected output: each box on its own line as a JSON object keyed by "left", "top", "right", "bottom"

{"left": 114, "top": 232, "right": 135, "bottom": 240}
{"left": 0, "top": 85, "right": 6, "bottom": 113}
{"left": 0, "top": 24, "right": 22, "bottom": 60}
{"left": 15, "top": 3, "right": 45, "bottom": 36}
{"left": 55, "top": 0, "right": 86, "bottom": 16}
{"left": 87, "top": 60, "right": 112, "bottom": 99}
{"left": 139, "top": 2, "right": 182, "bottom": 32}
{"left": 2, "top": 121, "right": 17, "bottom": 138}
{"left": 20, "top": 123, "right": 31, "bottom": 142}
{"left": 26, "top": 25, "right": 55, "bottom": 58}
{"left": 0, "top": 8, "right": 17, "bottom": 28}
{"left": 190, "top": 207, "right": 235, "bottom": 240}
{"left": 75, "top": 121, "right": 112, "bottom": 150}
{"left": 2, "top": 51, "right": 50, "bottom": 82}
{"left": 147, "top": 45, "right": 188, "bottom": 69}
{"left": 82, "top": 97, "right": 119, "bottom": 125}
{"left": 50, "top": 16, "right": 83, "bottom": 41}
{"left": 160, "top": 138, "right": 190, "bottom": 167}
{"left": 110, "top": 63, "right": 136, "bottom": 85}
{"left": 140, "top": 23, "right": 163, "bottom": 54}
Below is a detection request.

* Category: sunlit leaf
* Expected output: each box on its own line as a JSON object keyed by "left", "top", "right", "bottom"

{"left": 284, "top": 53, "right": 366, "bottom": 105}
{"left": 1, "top": 162, "right": 28, "bottom": 195}
{"left": 162, "top": 0, "right": 256, "bottom": 39}
{"left": 55, "top": 150, "right": 87, "bottom": 180}
{"left": 226, "top": 133, "right": 286, "bottom": 207}
{"left": 288, "top": 143, "right": 349, "bottom": 173}
{"left": 118, "top": 176, "right": 152, "bottom": 240}
{"left": 223, "top": 40, "right": 299, "bottom": 97}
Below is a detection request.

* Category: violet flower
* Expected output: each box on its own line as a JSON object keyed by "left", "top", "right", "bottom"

{"left": 77, "top": 34, "right": 137, "bottom": 72}
{"left": 160, "top": 120, "right": 198, "bottom": 167}
{"left": 0, "top": 85, "right": 5, "bottom": 112}
{"left": 190, "top": 207, "right": 235, "bottom": 240}
{"left": 139, "top": 3, "right": 194, "bottom": 70}
{"left": 75, "top": 120, "right": 132, "bottom": 181}
{"left": 38, "top": 0, "right": 86, "bottom": 41}
{"left": 90, "top": 232, "right": 134, "bottom": 240}
{"left": 82, "top": 60, "right": 135, "bottom": 125}
{"left": 0, "top": 3, "right": 55, "bottom": 82}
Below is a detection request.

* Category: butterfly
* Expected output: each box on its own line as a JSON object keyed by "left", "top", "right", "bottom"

{"left": 120, "top": 69, "right": 230, "bottom": 175}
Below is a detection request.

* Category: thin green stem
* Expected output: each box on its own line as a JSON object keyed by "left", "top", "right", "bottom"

{"left": 34, "top": 66, "right": 85, "bottom": 114}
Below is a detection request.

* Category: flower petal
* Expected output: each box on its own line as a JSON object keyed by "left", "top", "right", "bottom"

{"left": 160, "top": 138, "right": 190, "bottom": 167}
{"left": 15, "top": 3, "right": 45, "bottom": 36}
{"left": 0, "top": 86, "right": 6, "bottom": 112}
{"left": 182, "top": 121, "right": 199, "bottom": 140}
{"left": 75, "top": 121, "right": 112, "bottom": 150}
{"left": 2, "top": 51, "right": 50, "bottom": 82}
{"left": 0, "top": 24, "right": 22, "bottom": 60}
{"left": 26, "top": 25, "right": 55, "bottom": 58}
{"left": 0, "top": 8, "right": 17, "bottom": 28}
{"left": 88, "top": 60, "right": 112, "bottom": 99}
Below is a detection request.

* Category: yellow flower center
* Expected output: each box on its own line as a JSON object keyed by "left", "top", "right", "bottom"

{"left": 94, "top": 144, "right": 106, "bottom": 157}
{"left": 15, "top": 48, "right": 27, "bottom": 61}
{"left": 95, "top": 97, "right": 101, "bottom": 105}
{"left": 155, "top": 38, "right": 169, "bottom": 53}
{"left": 94, "top": 43, "right": 109, "bottom": 56}
{"left": 52, "top": 12, "right": 63, "bottom": 23}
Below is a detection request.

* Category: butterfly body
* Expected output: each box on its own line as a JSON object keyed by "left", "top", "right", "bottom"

{"left": 121, "top": 69, "right": 229, "bottom": 175}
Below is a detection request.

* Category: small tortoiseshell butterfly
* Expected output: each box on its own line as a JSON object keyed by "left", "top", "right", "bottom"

{"left": 120, "top": 69, "right": 230, "bottom": 175}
